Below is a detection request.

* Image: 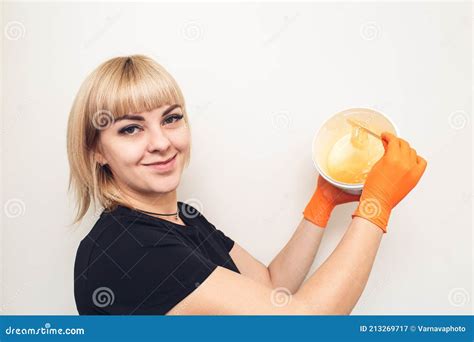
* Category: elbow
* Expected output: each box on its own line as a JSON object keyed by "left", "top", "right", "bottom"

{"left": 267, "top": 269, "right": 299, "bottom": 295}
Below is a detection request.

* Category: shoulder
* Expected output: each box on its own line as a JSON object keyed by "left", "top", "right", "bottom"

{"left": 77, "top": 207, "right": 169, "bottom": 250}
{"left": 178, "top": 201, "right": 214, "bottom": 229}
{"left": 74, "top": 206, "right": 180, "bottom": 280}
{"left": 178, "top": 201, "right": 235, "bottom": 251}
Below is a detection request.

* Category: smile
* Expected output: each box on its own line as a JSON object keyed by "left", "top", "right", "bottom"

{"left": 144, "top": 153, "right": 177, "bottom": 172}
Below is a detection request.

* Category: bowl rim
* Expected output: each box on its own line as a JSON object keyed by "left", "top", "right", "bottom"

{"left": 312, "top": 106, "right": 400, "bottom": 189}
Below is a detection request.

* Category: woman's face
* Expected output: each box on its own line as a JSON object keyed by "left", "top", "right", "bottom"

{"left": 95, "top": 104, "right": 190, "bottom": 198}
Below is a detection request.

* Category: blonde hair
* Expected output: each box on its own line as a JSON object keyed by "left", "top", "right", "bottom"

{"left": 67, "top": 55, "right": 191, "bottom": 225}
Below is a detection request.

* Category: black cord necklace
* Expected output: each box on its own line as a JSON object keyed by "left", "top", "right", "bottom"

{"left": 135, "top": 207, "right": 180, "bottom": 221}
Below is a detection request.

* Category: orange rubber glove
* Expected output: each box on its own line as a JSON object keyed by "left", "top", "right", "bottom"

{"left": 303, "top": 175, "right": 360, "bottom": 228}
{"left": 352, "top": 132, "right": 427, "bottom": 233}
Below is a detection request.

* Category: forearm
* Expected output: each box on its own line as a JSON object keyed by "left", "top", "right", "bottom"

{"left": 268, "top": 218, "right": 325, "bottom": 293}
{"left": 294, "top": 217, "right": 383, "bottom": 314}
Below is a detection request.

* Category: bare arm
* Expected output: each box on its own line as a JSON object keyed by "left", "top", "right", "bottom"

{"left": 293, "top": 217, "right": 383, "bottom": 314}
{"left": 266, "top": 218, "right": 325, "bottom": 293}
{"left": 229, "top": 176, "right": 359, "bottom": 293}
{"left": 227, "top": 217, "right": 325, "bottom": 293}
{"left": 167, "top": 216, "right": 382, "bottom": 315}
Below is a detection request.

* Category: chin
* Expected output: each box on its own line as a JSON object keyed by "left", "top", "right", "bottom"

{"left": 151, "top": 175, "right": 180, "bottom": 193}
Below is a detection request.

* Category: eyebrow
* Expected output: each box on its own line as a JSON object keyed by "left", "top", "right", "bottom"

{"left": 114, "top": 104, "right": 181, "bottom": 123}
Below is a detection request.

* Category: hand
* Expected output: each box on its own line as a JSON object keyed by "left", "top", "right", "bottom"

{"left": 352, "top": 132, "right": 428, "bottom": 233}
{"left": 303, "top": 175, "right": 361, "bottom": 228}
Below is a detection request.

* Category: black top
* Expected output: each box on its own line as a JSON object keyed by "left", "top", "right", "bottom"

{"left": 74, "top": 201, "right": 240, "bottom": 315}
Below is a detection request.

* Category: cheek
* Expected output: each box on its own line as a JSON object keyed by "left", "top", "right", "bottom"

{"left": 170, "top": 129, "right": 191, "bottom": 152}
{"left": 107, "top": 143, "right": 145, "bottom": 167}
{"left": 100, "top": 131, "right": 145, "bottom": 167}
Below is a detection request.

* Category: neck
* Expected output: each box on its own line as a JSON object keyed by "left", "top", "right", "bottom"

{"left": 119, "top": 187, "right": 179, "bottom": 215}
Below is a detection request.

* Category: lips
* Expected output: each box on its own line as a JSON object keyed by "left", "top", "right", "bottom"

{"left": 145, "top": 154, "right": 177, "bottom": 166}
{"left": 143, "top": 153, "right": 178, "bottom": 173}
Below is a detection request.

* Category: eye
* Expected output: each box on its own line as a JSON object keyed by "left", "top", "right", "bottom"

{"left": 118, "top": 125, "right": 142, "bottom": 135}
{"left": 163, "top": 114, "right": 184, "bottom": 126}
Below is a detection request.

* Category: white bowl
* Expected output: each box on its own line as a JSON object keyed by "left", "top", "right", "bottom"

{"left": 312, "top": 107, "right": 399, "bottom": 195}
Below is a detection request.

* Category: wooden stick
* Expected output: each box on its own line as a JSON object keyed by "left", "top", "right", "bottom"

{"left": 346, "top": 117, "right": 381, "bottom": 140}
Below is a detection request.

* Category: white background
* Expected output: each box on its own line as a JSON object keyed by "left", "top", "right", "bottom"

{"left": 1, "top": 1, "right": 472, "bottom": 314}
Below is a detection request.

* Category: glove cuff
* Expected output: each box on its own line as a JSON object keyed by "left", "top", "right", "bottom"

{"left": 303, "top": 189, "right": 336, "bottom": 228}
{"left": 352, "top": 198, "right": 391, "bottom": 233}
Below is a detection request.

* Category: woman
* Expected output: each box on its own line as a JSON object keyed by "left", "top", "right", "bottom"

{"left": 68, "top": 55, "right": 427, "bottom": 315}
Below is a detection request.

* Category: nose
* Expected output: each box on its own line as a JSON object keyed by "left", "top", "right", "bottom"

{"left": 146, "top": 125, "right": 172, "bottom": 153}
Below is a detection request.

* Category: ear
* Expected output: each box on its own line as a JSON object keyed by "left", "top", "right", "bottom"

{"left": 94, "top": 149, "right": 108, "bottom": 166}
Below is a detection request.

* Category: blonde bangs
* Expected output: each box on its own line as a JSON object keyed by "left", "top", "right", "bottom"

{"left": 87, "top": 55, "right": 186, "bottom": 123}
